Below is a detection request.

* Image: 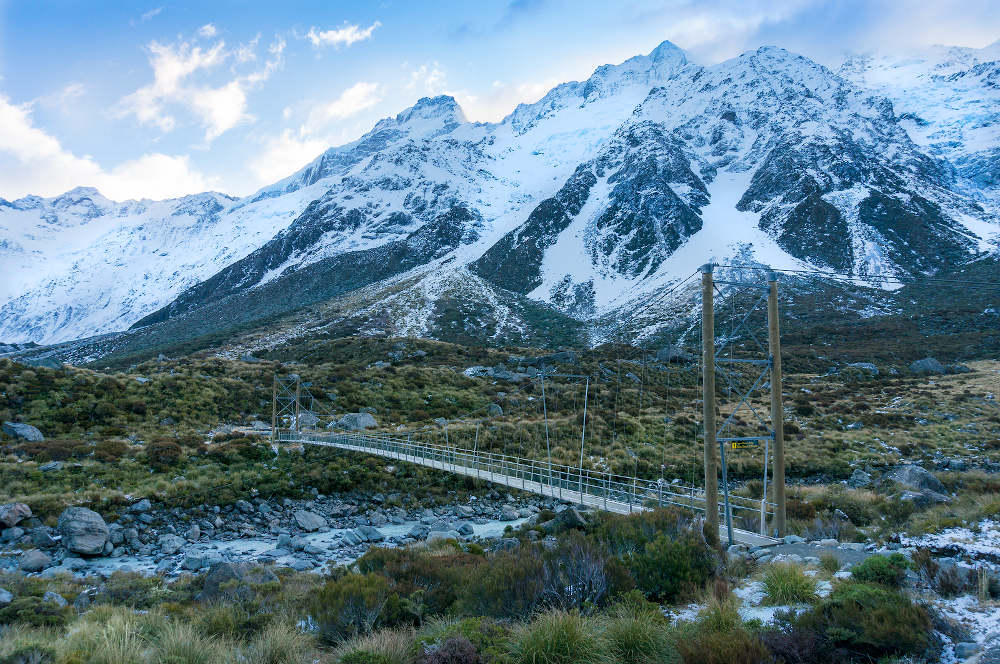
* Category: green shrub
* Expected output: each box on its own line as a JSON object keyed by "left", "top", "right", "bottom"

{"left": 792, "top": 582, "right": 933, "bottom": 661}
{"left": 149, "top": 620, "right": 229, "bottom": 664}
{"left": 414, "top": 617, "right": 509, "bottom": 663}
{"left": 507, "top": 610, "right": 607, "bottom": 664}
{"left": 761, "top": 563, "right": 817, "bottom": 605}
{"left": 458, "top": 549, "right": 544, "bottom": 619}
{"left": 629, "top": 532, "right": 714, "bottom": 603}
{"left": 311, "top": 572, "right": 393, "bottom": 642}
{"left": 147, "top": 439, "right": 183, "bottom": 470}
{"left": 0, "top": 597, "right": 72, "bottom": 628}
{"left": 197, "top": 602, "right": 272, "bottom": 639}
{"left": 849, "top": 553, "right": 909, "bottom": 588}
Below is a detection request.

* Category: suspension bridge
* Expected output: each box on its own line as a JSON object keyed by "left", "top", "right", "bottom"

{"left": 276, "top": 428, "right": 779, "bottom": 547}
{"left": 269, "top": 264, "right": 787, "bottom": 548}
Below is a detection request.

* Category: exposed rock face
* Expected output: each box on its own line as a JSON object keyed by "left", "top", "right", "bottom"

{"left": 19, "top": 549, "right": 52, "bottom": 572}
{"left": 57, "top": 507, "right": 110, "bottom": 555}
{"left": 293, "top": 510, "right": 327, "bottom": 532}
{"left": 0, "top": 588, "right": 11, "bottom": 606}
{"left": 909, "top": 357, "right": 946, "bottom": 375}
{"left": 197, "top": 562, "right": 279, "bottom": 601}
{"left": 336, "top": 412, "right": 377, "bottom": 431}
{"left": 848, "top": 469, "right": 873, "bottom": 488}
{"left": 886, "top": 465, "right": 946, "bottom": 494}
{"left": 0, "top": 503, "right": 31, "bottom": 528}
{"left": 1, "top": 421, "right": 43, "bottom": 441}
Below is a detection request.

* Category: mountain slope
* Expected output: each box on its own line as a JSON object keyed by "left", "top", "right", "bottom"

{"left": 2, "top": 40, "right": 999, "bottom": 357}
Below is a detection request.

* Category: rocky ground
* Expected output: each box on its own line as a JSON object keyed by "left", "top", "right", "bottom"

{"left": 0, "top": 489, "right": 553, "bottom": 579}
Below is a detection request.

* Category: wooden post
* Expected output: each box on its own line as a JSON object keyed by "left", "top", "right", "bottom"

{"left": 271, "top": 375, "right": 277, "bottom": 443}
{"left": 578, "top": 377, "right": 589, "bottom": 507}
{"left": 767, "top": 273, "right": 786, "bottom": 536}
{"left": 701, "top": 264, "right": 719, "bottom": 543}
{"left": 294, "top": 376, "right": 301, "bottom": 434}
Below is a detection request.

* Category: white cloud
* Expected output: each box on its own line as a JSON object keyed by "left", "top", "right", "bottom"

{"left": 250, "top": 129, "right": 327, "bottom": 185}
{"left": 116, "top": 33, "right": 283, "bottom": 142}
{"left": 132, "top": 6, "right": 163, "bottom": 25}
{"left": 406, "top": 63, "right": 446, "bottom": 94}
{"left": 198, "top": 23, "right": 217, "bottom": 38}
{"left": 0, "top": 95, "right": 215, "bottom": 200}
{"left": 302, "top": 82, "right": 382, "bottom": 134}
{"left": 305, "top": 21, "right": 380, "bottom": 48}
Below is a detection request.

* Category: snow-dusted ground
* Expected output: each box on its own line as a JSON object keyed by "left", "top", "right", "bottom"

{"left": 902, "top": 519, "right": 1000, "bottom": 561}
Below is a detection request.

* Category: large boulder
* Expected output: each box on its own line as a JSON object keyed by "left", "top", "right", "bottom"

{"left": 296, "top": 411, "right": 319, "bottom": 429}
{"left": 909, "top": 357, "right": 945, "bottom": 375}
{"left": 356, "top": 525, "right": 385, "bottom": 542}
{"left": 19, "top": 549, "right": 52, "bottom": 572}
{"left": 1, "top": 421, "right": 43, "bottom": 442}
{"left": 57, "top": 507, "right": 110, "bottom": 555}
{"left": 847, "top": 469, "right": 873, "bottom": 489}
{"left": 499, "top": 504, "right": 519, "bottom": 521}
{"left": 886, "top": 465, "right": 946, "bottom": 494}
{"left": 293, "top": 510, "right": 327, "bottom": 532}
{"left": 0, "top": 588, "right": 11, "bottom": 606}
{"left": 197, "top": 562, "right": 279, "bottom": 601}
{"left": 158, "top": 534, "right": 186, "bottom": 555}
{"left": 336, "top": 412, "right": 377, "bottom": 431}
{"left": 0, "top": 503, "right": 31, "bottom": 528}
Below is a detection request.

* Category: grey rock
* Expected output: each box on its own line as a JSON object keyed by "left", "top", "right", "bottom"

{"left": 277, "top": 534, "right": 292, "bottom": 549}
{"left": 39, "top": 461, "right": 63, "bottom": 472}
{"left": 19, "top": 549, "right": 52, "bottom": 572}
{"left": 58, "top": 507, "right": 110, "bottom": 555}
{"left": 818, "top": 538, "right": 839, "bottom": 547}
{"left": 180, "top": 552, "right": 209, "bottom": 571}
{"left": 0, "top": 503, "right": 31, "bottom": 528}
{"left": 336, "top": 412, "right": 377, "bottom": 431}
{"left": 158, "top": 534, "right": 186, "bottom": 555}
{"left": 290, "top": 559, "right": 314, "bottom": 571}
{"left": 886, "top": 465, "right": 946, "bottom": 493}
{"left": 1, "top": 526, "right": 24, "bottom": 543}
{"left": 954, "top": 642, "right": 979, "bottom": 659}
{"left": 782, "top": 534, "right": 805, "bottom": 544}
{"left": 357, "top": 525, "right": 385, "bottom": 542}
{"left": 2, "top": 421, "right": 44, "bottom": 441}
{"left": 293, "top": 510, "right": 327, "bottom": 532}
{"left": 198, "top": 562, "right": 278, "bottom": 601}
{"left": 909, "top": 357, "right": 945, "bottom": 375}
{"left": 31, "top": 526, "right": 58, "bottom": 548}
{"left": 949, "top": 364, "right": 973, "bottom": 374}
{"left": 846, "top": 362, "right": 879, "bottom": 375}
{"left": 42, "top": 591, "right": 68, "bottom": 607}
{"left": 848, "top": 469, "right": 873, "bottom": 488}
{"left": 129, "top": 498, "right": 152, "bottom": 513}
{"left": 555, "top": 507, "right": 587, "bottom": 529}
{"left": 456, "top": 521, "right": 475, "bottom": 536}
{"left": 427, "top": 530, "right": 460, "bottom": 544}
{"left": 185, "top": 524, "right": 201, "bottom": 541}
{"left": 487, "top": 403, "right": 503, "bottom": 417}
{"left": 499, "top": 504, "right": 519, "bottom": 521}
{"left": 495, "top": 538, "right": 520, "bottom": 551}
{"left": 0, "top": 588, "right": 12, "bottom": 606}
{"left": 407, "top": 524, "right": 429, "bottom": 540}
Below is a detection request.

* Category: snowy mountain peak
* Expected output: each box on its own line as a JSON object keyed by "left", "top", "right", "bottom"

{"left": 372, "top": 95, "right": 468, "bottom": 140}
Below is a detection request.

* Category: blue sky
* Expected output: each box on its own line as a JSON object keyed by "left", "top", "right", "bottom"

{"left": 1, "top": 0, "right": 998, "bottom": 201}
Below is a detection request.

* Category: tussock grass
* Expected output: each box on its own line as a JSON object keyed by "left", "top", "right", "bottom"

{"left": 507, "top": 610, "right": 608, "bottom": 664}
{"left": 332, "top": 626, "right": 416, "bottom": 664}
{"left": 761, "top": 563, "right": 817, "bottom": 605}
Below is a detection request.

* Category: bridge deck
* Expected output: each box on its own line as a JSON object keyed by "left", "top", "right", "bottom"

{"left": 280, "top": 431, "right": 778, "bottom": 548}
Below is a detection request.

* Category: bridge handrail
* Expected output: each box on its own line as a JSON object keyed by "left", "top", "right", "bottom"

{"left": 277, "top": 430, "right": 774, "bottom": 517}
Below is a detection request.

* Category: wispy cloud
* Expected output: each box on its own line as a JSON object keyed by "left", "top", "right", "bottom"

{"left": 198, "top": 23, "right": 217, "bottom": 38}
{"left": 0, "top": 94, "right": 214, "bottom": 200}
{"left": 116, "top": 31, "right": 284, "bottom": 142}
{"left": 302, "top": 82, "right": 382, "bottom": 133}
{"left": 304, "top": 21, "right": 381, "bottom": 49}
{"left": 130, "top": 6, "right": 163, "bottom": 26}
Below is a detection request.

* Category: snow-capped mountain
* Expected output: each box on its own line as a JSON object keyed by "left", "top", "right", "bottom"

{"left": 840, "top": 41, "right": 1000, "bottom": 203}
{"left": 2, "top": 39, "right": 998, "bottom": 354}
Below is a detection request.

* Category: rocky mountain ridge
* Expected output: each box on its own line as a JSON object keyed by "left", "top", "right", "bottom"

{"left": 2, "top": 40, "right": 998, "bottom": 357}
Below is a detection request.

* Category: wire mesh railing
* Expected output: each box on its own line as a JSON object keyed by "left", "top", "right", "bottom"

{"left": 277, "top": 429, "right": 774, "bottom": 521}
